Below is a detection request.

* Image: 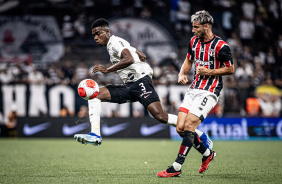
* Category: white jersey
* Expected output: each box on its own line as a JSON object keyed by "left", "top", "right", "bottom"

{"left": 106, "top": 35, "right": 153, "bottom": 83}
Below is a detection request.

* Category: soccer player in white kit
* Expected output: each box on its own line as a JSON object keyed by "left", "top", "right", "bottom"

{"left": 74, "top": 18, "right": 213, "bottom": 151}
{"left": 157, "top": 10, "right": 235, "bottom": 177}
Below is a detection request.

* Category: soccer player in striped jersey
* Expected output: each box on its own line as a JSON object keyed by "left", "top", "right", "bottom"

{"left": 157, "top": 10, "right": 235, "bottom": 177}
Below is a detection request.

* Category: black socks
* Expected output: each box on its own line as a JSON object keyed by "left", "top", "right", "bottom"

{"left": 175, "top": 131, "right": 195, "bottom": 165}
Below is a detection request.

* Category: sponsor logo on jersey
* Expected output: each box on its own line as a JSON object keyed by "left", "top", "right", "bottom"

{"left": 209, "top": 49, "right": 215, "bottom": 56}
{"left": 195, "top": 59, "right": 213, "bottom": 66}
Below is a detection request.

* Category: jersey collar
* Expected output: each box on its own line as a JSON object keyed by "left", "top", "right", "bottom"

{"left": 201, "top": 34, "right": 215, "bottom": 44}
{"left": 107, "top": 35, "right": 114, "bottom": 48}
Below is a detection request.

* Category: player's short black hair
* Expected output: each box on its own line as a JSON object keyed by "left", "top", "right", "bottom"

{"left": 91, "top": 18, "right": 109, "bottom": 29}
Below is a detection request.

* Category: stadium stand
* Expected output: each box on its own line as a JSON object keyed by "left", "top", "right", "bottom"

{"left": 0, "top": 0, "right": 281, "bottom": 117}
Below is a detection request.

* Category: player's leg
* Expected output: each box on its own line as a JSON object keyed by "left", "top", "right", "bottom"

{"left": 189, "top": 94, "right": 217, "bottom": 173}
{"left": 147, "top": 102, "right": 213, "bottom": 149}
{"left": 157, "top": 111, "right": 198, "bottom": 177}
{"left": 140, "top": 77, "right": 212, "bottom": 146}
{"left": 146, "top": 102, "right": 177, "bottom": 127}
{"left": 74, "top": 87, "right": 111, "bottom": 146}
{"left": 89, "top": 86, "right": 111, "bottom": 134}
{"left": 195, "top": 129, "right": 213, "bottom": 150}
{"left": 176, "top": 111, "right": 213, "bottom": 150}
{"left": 133, "top": 75, "right": 178, "bottom": 127}
{"left": 75, "top": 83, "right": 132, "bottom": 145}
{"left": 158, "top": 111, "right": 216, "bottom": 177}
{"left": 157, "top": 90, "right": 217, "bottom": 177}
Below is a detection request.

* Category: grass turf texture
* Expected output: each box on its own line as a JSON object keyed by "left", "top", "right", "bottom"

{"left": 0, "top": 139, "right": 282, "bottom": 184}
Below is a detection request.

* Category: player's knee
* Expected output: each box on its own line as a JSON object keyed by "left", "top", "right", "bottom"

{"left": 176, "top": 126, "right": 184, "bottom": 135}
{"left": 184, "top": 115, "right": 201, "bottom": 131}
{"left": 184, "top": 122, "right": 197, "bottom": 132}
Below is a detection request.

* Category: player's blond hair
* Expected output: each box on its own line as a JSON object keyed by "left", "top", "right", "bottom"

{"left": 191, "top": 10, "right": 214, "bottom": 25}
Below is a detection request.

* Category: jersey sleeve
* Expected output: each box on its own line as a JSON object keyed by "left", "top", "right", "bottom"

{"left": 186, "top": 40, "right": 194, "bottom": 60}
{"left": 111, "top": 37, "right": 132, "bottom": 57}
{"left": 217, "top": 44, "right": 233, "bottom": 67}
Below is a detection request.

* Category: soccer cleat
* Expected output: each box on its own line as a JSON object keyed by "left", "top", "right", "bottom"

{"left": 199, "top": 150, "right": 216, "bottom": 173}
{"left": 74, "top": 132, "right": 102, "bottom": 146}
{"left": 199, "top": 132, "right": 213, "bottom": 150}
{"left": 157, "top": 166, "right": 181, "bottom": 177}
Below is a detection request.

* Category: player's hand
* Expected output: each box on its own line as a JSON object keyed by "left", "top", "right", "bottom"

{"left": 197, "top": 66, "right": 209, "bottom": 76}
{"left": 138, "top": 55, "right": 146, "bottom": 62}
{"left": 178, "top": 74, "right": 188, "bottom": 85}
{"left": 92, "top": 65, "right": 109, "bottom": 74}
{"left": 136, "top": 50, "right": 146, "bottom": 62}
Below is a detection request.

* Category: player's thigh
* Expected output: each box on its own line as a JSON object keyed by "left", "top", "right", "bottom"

{"left": 179, "top": 88, "right": 194, "bottom": 114}
{"left": 96, "top": 87, "right": 111, "bottom": 101}
{"left": 190, "top": 94, "right": 217, "bottom": 122}
{"left": 103, "top": 84, "right": 132, "bottom": 103}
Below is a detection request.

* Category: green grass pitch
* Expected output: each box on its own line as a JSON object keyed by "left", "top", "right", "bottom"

{"left": 0, "top": 138, "right": 282, "bottom": 184}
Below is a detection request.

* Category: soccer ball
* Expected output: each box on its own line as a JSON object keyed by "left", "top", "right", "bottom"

{"left": 77, "top": 79, "right": 99, "bottom": 100}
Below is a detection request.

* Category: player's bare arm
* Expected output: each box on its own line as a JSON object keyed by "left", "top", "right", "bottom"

{"left": 92, "top": 64, "right": 108, "bottom": 74}
{"left": 178, "top": 58, "right": 193, "bottom": 85}
{"left": 136, "top": 49, "right": 146, "bottom": 62}
{"left": 197, "top": 65, "right": 235, "bottom": 76}
{"left": 92, "top": 48, "right": 134, "bottom": 74}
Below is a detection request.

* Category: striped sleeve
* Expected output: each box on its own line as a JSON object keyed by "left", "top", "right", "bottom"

{"left": 186, "top": 37, "right": 196, "bottom": 60}
{"left": 217, "top": 44, "right": 233, "bottom": 67}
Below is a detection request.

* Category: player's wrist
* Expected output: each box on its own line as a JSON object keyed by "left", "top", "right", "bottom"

{"left": 105, "top": 68, "right": 110, "bottom": 73}
{"left": 178, "top": 72, "right": 185, "bottom": 76}
{"left": 207, "top": 69, "right": 214, "bottom": 75}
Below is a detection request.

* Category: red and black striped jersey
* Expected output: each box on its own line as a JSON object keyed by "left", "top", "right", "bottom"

{"left": 186, "top": 35, "right": 233, "bottom": 96}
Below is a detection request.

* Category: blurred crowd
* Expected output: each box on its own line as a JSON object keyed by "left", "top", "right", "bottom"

{"left": 0, "top": 0, "right": 281, "bottom": 118}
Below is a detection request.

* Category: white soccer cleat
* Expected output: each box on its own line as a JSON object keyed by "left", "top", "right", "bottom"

{"left": 74, "top": 132, "right": 102, "bottom": 146}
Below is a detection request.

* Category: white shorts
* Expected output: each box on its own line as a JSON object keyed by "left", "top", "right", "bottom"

{"left": 179, "top": 88, "right": 218, "bottom": 122}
